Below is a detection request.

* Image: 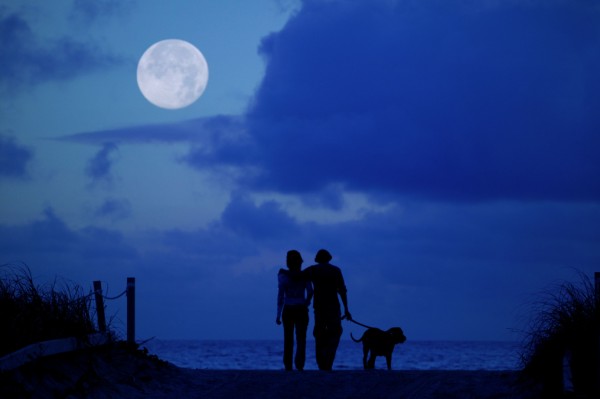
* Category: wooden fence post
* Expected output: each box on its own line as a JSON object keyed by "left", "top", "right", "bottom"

{"left": 93, "top": 281, "right": 106, "bottom": 333}
{"left": 127, "top": 277, "right": 136, "bottom": 346}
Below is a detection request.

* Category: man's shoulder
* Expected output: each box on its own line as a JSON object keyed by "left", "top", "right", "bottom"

{"left": 306, "top": 263, "right": 341, "bottom": 274}
{"left": 323, "top": 263, "right": 342, "bottom": 273}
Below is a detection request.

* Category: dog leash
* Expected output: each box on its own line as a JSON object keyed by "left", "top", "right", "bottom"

{"left": 341, "top": 315, "right": 376, "bottom": 330}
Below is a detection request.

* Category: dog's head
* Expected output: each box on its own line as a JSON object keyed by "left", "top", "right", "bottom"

{"left": 387, "top": 327, "right": 407, "bottom": 344}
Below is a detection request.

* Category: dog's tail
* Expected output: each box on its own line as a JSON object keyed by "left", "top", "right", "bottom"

{"left": 350, "top": 332, "right": 362, "bottom": 343}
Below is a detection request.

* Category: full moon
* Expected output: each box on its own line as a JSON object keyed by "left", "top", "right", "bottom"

{"left": 137, "top": 39, "right": 208, "bottom": 109}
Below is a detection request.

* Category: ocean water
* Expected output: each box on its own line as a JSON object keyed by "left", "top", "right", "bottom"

{"left": 144, "top": 340, "right": 523, "bottom": 371}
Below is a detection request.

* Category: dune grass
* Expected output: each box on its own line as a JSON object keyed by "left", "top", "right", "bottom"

{"left": 520, "top": 272, "right": 599, "bottom": 396}
{"left": 0, "top": 264, "right": 96, "bottom": 358}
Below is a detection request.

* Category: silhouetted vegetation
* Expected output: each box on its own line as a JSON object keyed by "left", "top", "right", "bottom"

{"left": 0, "top": 264, "right": 96, "bottom": 357}
{"left": 520, "top": 273, "right": 599, "bottom": 397}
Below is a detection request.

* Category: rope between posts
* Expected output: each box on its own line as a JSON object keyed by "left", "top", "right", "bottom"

{"left": 101, "top": 289, "right": 127, "bottom": 301}
{"left": 93, "top": 281, "right": 127, "bottom": 301}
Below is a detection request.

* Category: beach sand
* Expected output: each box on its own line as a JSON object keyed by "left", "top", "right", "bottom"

{"left": 1, "top": 345, "right": 541, "bottom": 398}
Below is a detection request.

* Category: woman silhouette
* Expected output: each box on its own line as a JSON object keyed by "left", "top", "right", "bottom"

{"left": 276, "top": 250, "right": 313, "bottom": 371}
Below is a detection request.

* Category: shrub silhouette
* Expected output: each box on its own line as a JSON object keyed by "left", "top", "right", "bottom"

{"left": 0, "top": 264, "right": 96, "bottom": 357}
{"left": 520, "top": 273, "right": 599, "bottom": 397}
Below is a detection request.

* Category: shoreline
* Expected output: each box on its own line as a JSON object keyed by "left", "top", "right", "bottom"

{"left": 144, "top": 338, "right": 523, "bottom": 371}
{"left": 0, "top": 345, "right": 540, "bottom": 398}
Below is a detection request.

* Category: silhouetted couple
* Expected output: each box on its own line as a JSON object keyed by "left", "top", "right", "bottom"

{"left": 276, "top": 249, "right": 351, "bottom": 371}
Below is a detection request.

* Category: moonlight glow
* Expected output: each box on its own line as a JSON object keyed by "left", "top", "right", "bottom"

{"left": 137, "top": 39, "right": 209, "bottom": 109}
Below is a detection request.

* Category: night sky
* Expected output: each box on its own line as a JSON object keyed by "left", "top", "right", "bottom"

{"left": 1, "top": 0, "right": 599, "bottom": 341}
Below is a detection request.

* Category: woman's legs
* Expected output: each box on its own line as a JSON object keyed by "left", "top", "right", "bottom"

{"left": 282, "top": 307, "right": 295, "bottom": 370}
{"left": 283, "top": 305, "right": 309, "bottom": 370}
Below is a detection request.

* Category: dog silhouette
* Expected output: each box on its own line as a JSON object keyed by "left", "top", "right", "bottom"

{"left": 351, "top": 327, "right": 407, "bottom": 370}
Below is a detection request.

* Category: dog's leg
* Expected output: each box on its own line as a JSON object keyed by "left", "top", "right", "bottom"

{"left": 385, "top": 354, "right": 392, "bottom": 370}
{"left": 362, "top": 344, "right": 369, "bottom": 369}
{"left": 367, "top": 353, "right": 376, "bottom": 369}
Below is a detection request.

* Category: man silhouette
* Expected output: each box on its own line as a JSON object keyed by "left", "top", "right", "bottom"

{"left": 303, "top": 249, "right": 351, "bottom": 370}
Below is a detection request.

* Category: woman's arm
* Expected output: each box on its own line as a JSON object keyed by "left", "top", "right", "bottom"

{"left": 305, "top": 281, "right": 314, "bottom": 306}
{"left": 276, "top": 279, "right": 285, "bottom": 324}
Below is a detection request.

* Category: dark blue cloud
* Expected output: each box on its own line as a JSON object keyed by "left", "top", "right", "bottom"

{"left": 63, "top": 115, "right": 245, "bottom": 145}
{"left": 0, "top": 208, "right": 135, "bottom": 260}
{"left": 0, "top": 208, "right": 77, "bottom": 255}
{"left": 69, "top": 0, "right": 135, "bottom": 25}
{"left": 94, "top": 198, "right": 132, "bottom": 221}
{"left": 62, "top": 115, "right": 257, "bottom": 182}
{"left": 86, "top": 142, "right": 118, "bottom": 185}
{"left": 0, "top": 135, "right": 32, "bottom": 178}
{"left": 0, "top": 10, "right": 122, "bottom": 91}
{"left": 240, "top": 0, "right": 600, "bottom": 202}
{"left": 220, "top": 193, "right": 300, "bottom": 240}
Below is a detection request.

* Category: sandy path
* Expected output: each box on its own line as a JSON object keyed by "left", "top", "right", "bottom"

{"left": 152, "top": 369, "right": 535, "bottom": 399}
{"left": 0, "top": 345, "right": 539, "bottom": 398}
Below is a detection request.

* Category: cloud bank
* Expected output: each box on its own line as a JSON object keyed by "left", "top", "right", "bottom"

{"left": 237, "top": 0, "right": 600, "bottom": 201}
